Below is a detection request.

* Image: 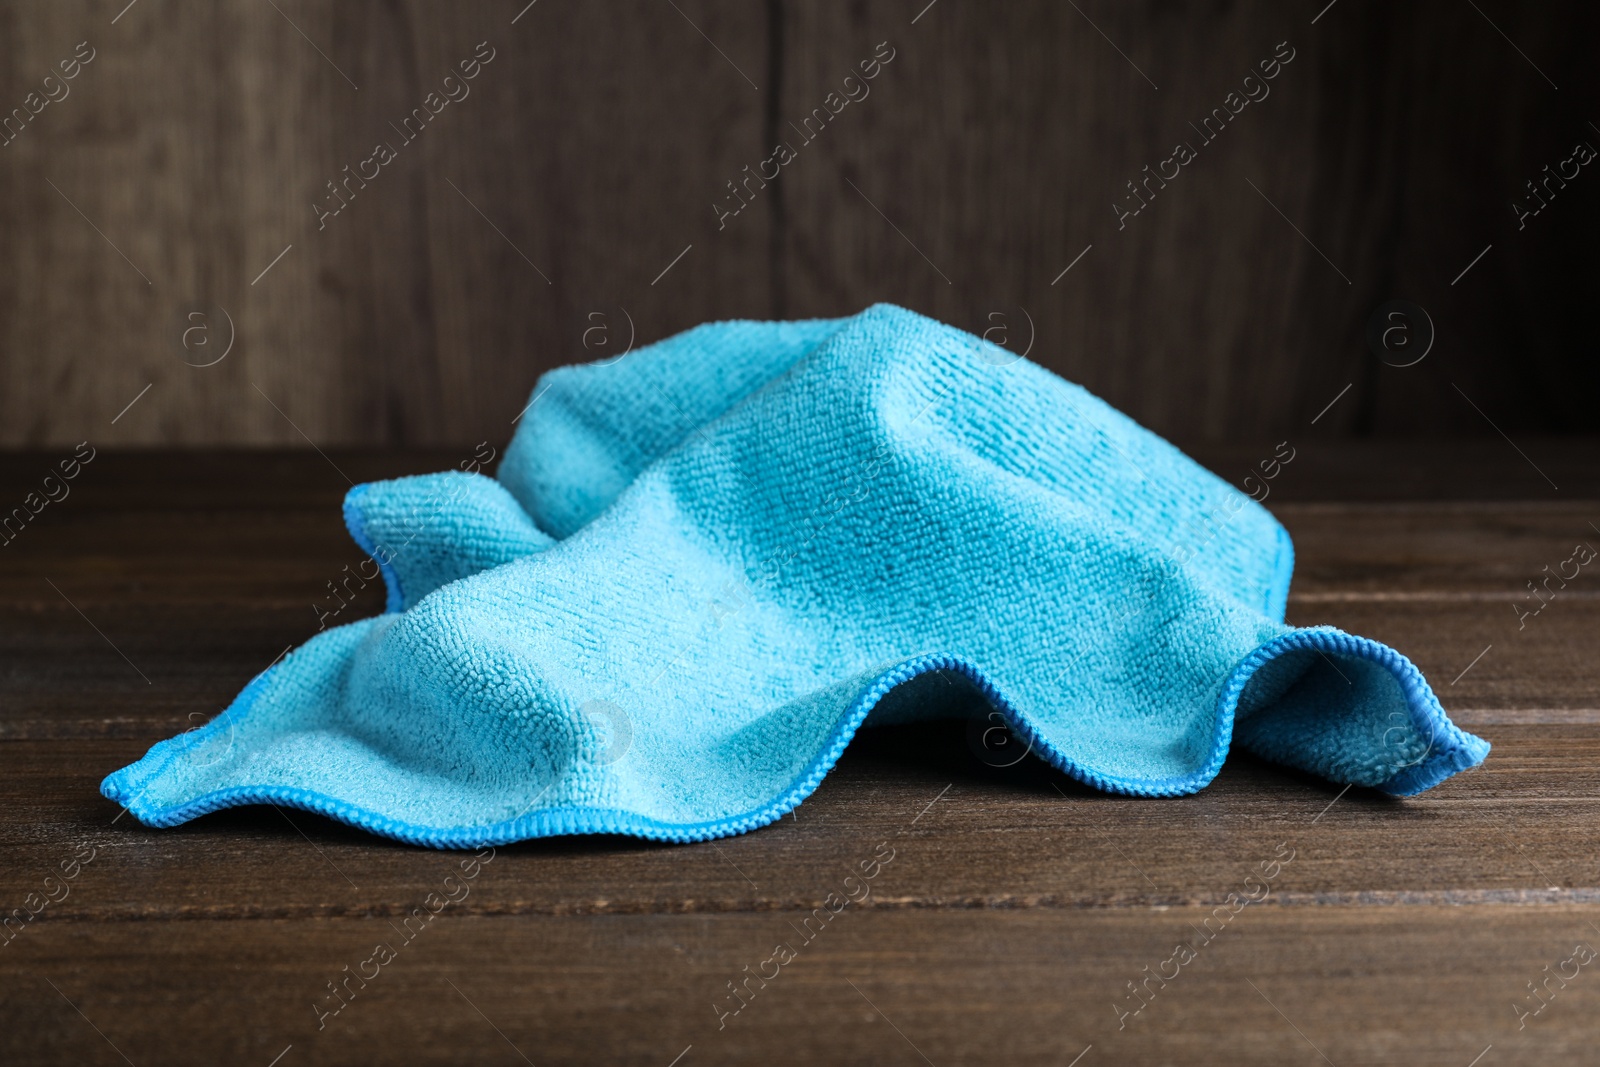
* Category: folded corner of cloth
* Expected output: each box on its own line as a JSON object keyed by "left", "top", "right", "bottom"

{"left": 101, "top": 303, "right": 1489, "bottom": 847}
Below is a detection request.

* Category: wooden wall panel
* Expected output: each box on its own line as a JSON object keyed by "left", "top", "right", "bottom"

{"left": 0, "top": 0, "right": 773, "bottom": 446}
{"left": 776, "top": 0, "right": 1600, "bottom": 442}
{"left": 0, "top": 0, "right": 1593, "bottom": 446}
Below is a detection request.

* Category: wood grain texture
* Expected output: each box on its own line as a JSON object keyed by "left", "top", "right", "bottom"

{"left": 3, "top": 723, "right": 1600, "bottom": 919}
{"left": 0, "top": 2, "right": 1595, "bottom": 446}
{"left": 8, "top": 908, "right": 1600, "bottom": 1066}
{"left": 0, "top": 0, "right": 773, "bottom": 446}
{"left": 1, "top": 446, "right": 1600, "bottom": 1062}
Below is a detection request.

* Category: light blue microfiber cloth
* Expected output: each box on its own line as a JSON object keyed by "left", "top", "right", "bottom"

{"left": 103, "top": 304, "right": 1488, "bottom": 846}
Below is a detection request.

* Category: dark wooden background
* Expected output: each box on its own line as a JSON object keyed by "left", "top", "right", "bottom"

{"left": 0, "top": 0, "right": 1595, "bottom": 447}
{"left": 4, "top": 7, "right": 1600, "bottom": 1061}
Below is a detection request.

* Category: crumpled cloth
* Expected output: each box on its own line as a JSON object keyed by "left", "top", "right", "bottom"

{"left": 103, "top": 304, "right": 1488, "bottom": 846}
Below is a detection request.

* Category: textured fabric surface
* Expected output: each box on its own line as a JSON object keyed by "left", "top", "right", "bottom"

{"left": 103, "top": 304, "right": 1488, "bottom": 846}
{"left": 344, "top": 471, "right": 553, "bottom": 613}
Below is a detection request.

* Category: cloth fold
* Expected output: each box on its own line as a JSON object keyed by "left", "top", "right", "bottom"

{"left": 103, "top": 304, "right": 1488, "bottom": 846}
{"left": 343, "top": 471, "right": 552, "bottom": 613}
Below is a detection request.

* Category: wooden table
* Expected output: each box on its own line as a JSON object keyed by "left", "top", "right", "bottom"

{"left": 2, "top": 445, "right": 1596, "bottom": 1066}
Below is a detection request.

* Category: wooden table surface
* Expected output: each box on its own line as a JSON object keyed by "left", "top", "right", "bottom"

{"left": 1, "top": 444, "right": 1597, "bottom": 1066}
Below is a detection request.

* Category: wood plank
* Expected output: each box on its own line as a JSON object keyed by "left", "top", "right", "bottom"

{"left": 1183, "top": 440, "right": 1600, "bottom": 503}
{"left": 3, "top": 723, "right": 1594, "bottom": 921}
{"left": 1279, "top": 501, "right": 1600, "bottom": 596}
{"left": 3, "top": 907, "right": 1596, "bottom": 1065}
{"left": 1283, "top": 599, "right": 1599, "bottom": 714}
